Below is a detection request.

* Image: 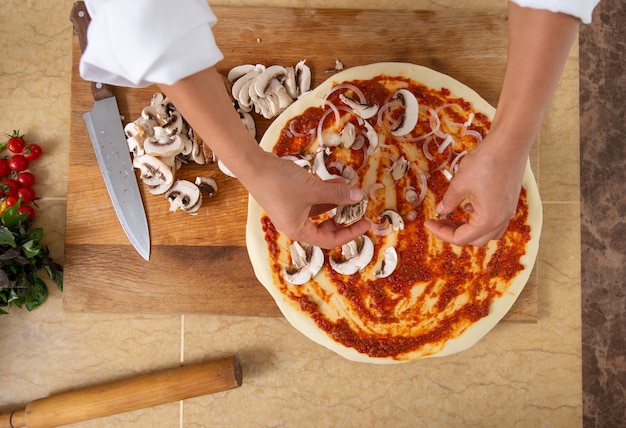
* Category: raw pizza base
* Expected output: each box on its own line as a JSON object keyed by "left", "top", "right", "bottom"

{"left": 246, "top": 62, "right": 542, "bottom": 363}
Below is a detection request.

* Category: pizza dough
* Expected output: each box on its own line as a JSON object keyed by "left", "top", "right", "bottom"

{"left": 246, "top": 62, "right": 542, "bottom": 363}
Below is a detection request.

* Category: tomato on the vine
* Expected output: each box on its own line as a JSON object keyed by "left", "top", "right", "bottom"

{"left": 5, "top": 130, "right": 26, "bottom": 154}
{"left": 2, "top": 179, "right": 21, "bottom": 196}
{"left": 5, "top": 195, "right": 19, "bottom": 207}
{"left": 8, "top": 154, "right": 29, "bottom": 172}
{"left": 23, "top": 144, "right": 42, "bottom": 161}
{"left": 17, "top": 171, "right": 36, "bottom": 187}
{"left": 17, "top": 204, "right": 35, "bottom": 220}
{"left": 17, "top": 186, "right": 36, "bottom": 203}
{"left": 0, "top": 159, "right": 10, "bottom": 177}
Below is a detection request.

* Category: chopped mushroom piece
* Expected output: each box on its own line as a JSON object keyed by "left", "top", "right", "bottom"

{"left": 195, "top": 176, "right": 218, "bottom": 198}
{"left": 165, "top": 180, "right": 202, "bottom": 214}
{"left": 133, "top": 155, "right": 175, "bottom": 195}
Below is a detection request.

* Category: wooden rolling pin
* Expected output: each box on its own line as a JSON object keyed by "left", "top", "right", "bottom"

{"left": 0, "top": 356, "right": 242, "bottom": 428}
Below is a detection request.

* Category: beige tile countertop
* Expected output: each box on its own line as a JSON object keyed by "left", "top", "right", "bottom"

{"left": 0, "top": 0, "right": 582, "bottom": 427}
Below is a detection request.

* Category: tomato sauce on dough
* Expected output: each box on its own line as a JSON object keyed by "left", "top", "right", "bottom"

{"left": 261, "top": 75, "right": 531, "bottom": 360}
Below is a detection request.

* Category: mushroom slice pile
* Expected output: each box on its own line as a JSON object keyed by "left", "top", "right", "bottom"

{"left": 330, "top": 235, "right": 375, "bottom": 275}
{"left": 165, "top": 180, "right": 202, "bottom": 214}
{"left": 284, "top": 241, "right": 324, "bottom": 285}
{"left": 125, "top": 93, "right": 233, "bottom": 214}
{"left": 228, "top": 60, "right": 312, "bottom": 119}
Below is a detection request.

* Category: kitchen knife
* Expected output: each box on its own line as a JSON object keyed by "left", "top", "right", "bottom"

{"left": 70, "top": 1, "right": 150, "bottom": 260}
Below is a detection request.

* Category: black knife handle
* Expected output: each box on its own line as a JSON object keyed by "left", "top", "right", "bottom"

{"left": 70, "top": 1, "right": 116, "bottom": 101}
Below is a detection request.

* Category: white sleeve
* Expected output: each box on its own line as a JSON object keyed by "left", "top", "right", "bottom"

{"left": 80, "top": 0, "right": 224, "bottom": 88}
{"left": 510, "top": 0, "right": 601, "bottom": 24}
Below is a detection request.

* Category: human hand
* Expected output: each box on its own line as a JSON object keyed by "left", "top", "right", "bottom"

{"left": 423, "top": 132, "right": 529, "bottom": 246}
{"left": 243, "top": 152, "right": 370, "bottom": 249}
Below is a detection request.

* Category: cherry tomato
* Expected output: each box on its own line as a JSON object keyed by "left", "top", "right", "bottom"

{"left": 5, "top": 195, "right": 19, "bottom": 207}
{"left": 5, "top": 130, "right": 26, "bottom": 154}
{"left": 2, "top": 179, "right": 21, "bottom": 196}
{"left": 17, "top": 171, "right": 35, "bottom": 186}
{"left": 23, "top": 144, "right": 42, "bottom": 161}
{"left": 17, "top": 204, "right": 35, "bottom": 220}
{"left": 16, "top": 171, "right": 35, "bottom": 187}
{"left": 8, "top": 155, "right": 29, "bottom": 172}
{"left": 0, "top": 159, "right": 10, "bottom": 177}
{"left": 7, "top": 136, "right": 26, "bottom": 154}
{"left": 17, "top": 186, "right": 36, "bottom": 203}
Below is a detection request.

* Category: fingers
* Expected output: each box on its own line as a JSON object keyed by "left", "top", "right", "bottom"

{"left": 424, "top": 217, "right": 508, "bottom": 247}
{"left": 435, "top": 177, "right": 467, "bottom": 217}
{"left": 314, "top": 178, "right": 365, "bottom": 207}
{"left": 298, "top": 218, "right": 371, "bottom": 250}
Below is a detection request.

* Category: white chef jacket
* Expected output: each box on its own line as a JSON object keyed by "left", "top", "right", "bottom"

{"left": 80, "top": 0, "right": 600, "bottom": 89}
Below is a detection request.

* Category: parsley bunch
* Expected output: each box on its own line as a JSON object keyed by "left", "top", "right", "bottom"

{"left": 0, "top": 198, "right": 63, "bottom": 314}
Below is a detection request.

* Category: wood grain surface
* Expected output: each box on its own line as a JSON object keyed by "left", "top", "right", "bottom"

{"left": 64, "top": 6, "right": 538, "bottom": 321}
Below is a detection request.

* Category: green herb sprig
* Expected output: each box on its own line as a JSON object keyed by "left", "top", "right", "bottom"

{"left": 0, "top": 198, "right": 63, "bottom": 314}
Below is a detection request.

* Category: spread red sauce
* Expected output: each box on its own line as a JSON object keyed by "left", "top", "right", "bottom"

{"left": 260, "top": 75, "right": 532, "bottom": 360}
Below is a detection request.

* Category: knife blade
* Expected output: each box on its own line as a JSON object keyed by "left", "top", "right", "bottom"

{"left": 70, "top": 1, "right": 150, "bottom": 260}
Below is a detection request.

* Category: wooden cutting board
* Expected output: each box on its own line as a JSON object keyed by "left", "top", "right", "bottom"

{"left": 64, "top": 6, "right": 538, "bottom": 321}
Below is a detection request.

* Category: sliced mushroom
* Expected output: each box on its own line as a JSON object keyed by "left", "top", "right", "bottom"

{"left": 163, "top": 111, "right": 183, "bottom": 135}
{"left": 372, "top": 209, "right": 404, "bottom": 236}
{"left": 283, "top": 66, "right": 297, "bottom": 99}
{"left": 237, "top": 108, "right": 256, "bottom": 138}
{"left": 375, "top": 247, "right": 399, "bottom": 278}
{"left": 334, "top": 190, "right": 368, "bottom": 225}
{"left": 340, "top": 122, "right": 357, "bottom": 148}
{"left": 165, "top": 180, "right": 202, "bottom": 214}
{"left": 295, "top": 59, "right": 311, "bottom": 97}
{"left": 269, "top": 79, "right": 295, "bottom": 111}
{"left": 312, "top": 149, "right": 341, "bottom": 181}
{"left": 231, "top": 68, "right": 262, "bottom": 101}
{"left": 339, "top": 94, "right": 379, "bottom": 119}
{"left": 330, "top": 235, "right": 374, "bottom": 275}
{"left": 190, "top": 140, "right": 205, "bottom": 165}
{"left": 254, "top": 65, "right": 287, "bottom": 98}
{"left": 282, "top": 155, "right": 312, "bottom": 171}
{"left": 227, "top": 64, "right": 257, "bottom": 82}
{"left": 391, "top": 89, "right": 419, "bottom": 137}
{"left": 390, "top": 156, "right": 410, "bottom": 181}
{"left": 143, "top": 131, "right": 185, "bottom": 158}
{"left": 133, "top": 155, "right": 175, "bottom": 195}
{"left": 284, "top": 241, "right": 324, "bottom": 285}
{"left": 218, "top": 159, "right": 236, "bottom": 178}
{"left": 364, "top": 121, "right": 379, "bottom": 154}
{"left": 195, "top": 176, "right": 218, "bottom": 198}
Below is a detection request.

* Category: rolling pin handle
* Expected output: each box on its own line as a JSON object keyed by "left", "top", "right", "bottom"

{"left": 0, "top": 410, "right": 25, "bottom": 428}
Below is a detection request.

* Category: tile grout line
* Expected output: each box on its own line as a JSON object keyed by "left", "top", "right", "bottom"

{"left": 180, "top": 314, "right": 184, "bottom": 428}
{"left": 181, "top": 314, "right": 185, "bottom": 363}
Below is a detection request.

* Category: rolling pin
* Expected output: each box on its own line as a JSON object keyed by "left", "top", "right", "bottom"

{"left": 0, "top": 356, "right": 242, "bottom": 428}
